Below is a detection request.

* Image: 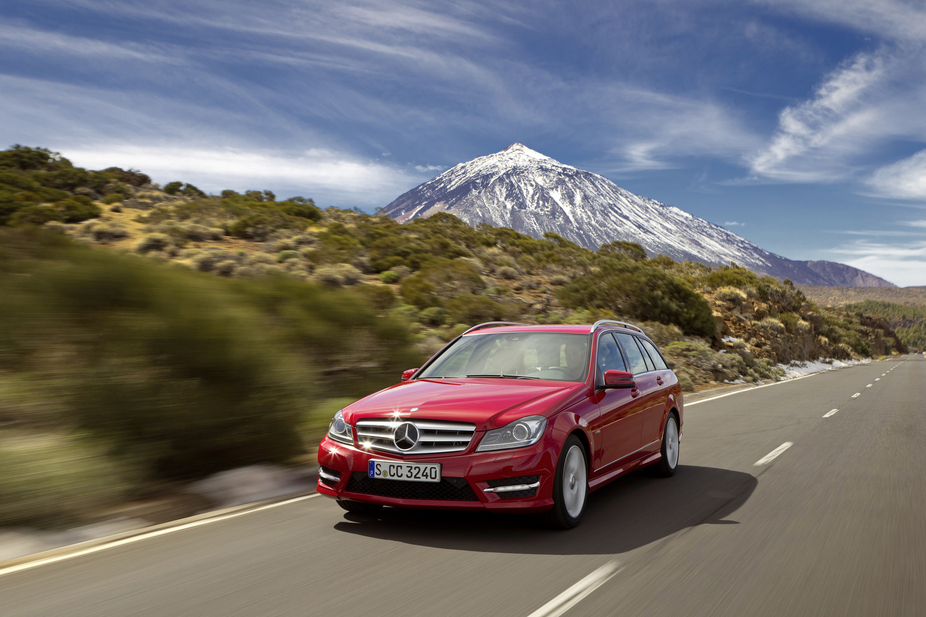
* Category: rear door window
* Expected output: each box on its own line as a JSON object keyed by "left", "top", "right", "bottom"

{"left": 638, "top": 338, "right": 668, "bottom": 370}
{"left": 614, "top": 332, "right": 649, "bottom": 375}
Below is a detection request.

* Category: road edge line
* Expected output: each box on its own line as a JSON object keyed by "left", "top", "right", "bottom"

{"left": 0, "top": 492, "right": 320, "bottom": 578}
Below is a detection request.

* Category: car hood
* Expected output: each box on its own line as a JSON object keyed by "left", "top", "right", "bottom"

{"left": 343, "top": 378, "right": 585, "bottom": 431}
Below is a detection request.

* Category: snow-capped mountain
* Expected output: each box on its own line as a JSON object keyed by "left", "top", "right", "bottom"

{"left": 381, "top": 143, "right": 893, "bottom": 287}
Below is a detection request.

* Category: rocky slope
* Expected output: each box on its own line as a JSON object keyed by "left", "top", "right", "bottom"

{"left": 382, "top": 143, "right": 894, "bottom": 287}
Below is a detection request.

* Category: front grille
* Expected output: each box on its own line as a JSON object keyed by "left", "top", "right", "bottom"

{"left": 355, "top": 419, "right": 476, "bottom": 455}
{"left": 487, "top": 475, "right": 540, "bottom": 500}
{"left": 345, "top": 472, "right": 479, "bottom": 502}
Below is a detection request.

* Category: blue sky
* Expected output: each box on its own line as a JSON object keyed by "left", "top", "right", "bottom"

{"left": 2, "top": 1, "right": 926, "bottom": 286}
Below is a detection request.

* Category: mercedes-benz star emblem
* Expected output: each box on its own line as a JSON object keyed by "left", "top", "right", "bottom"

{"left": 393, "top": 422, "right": 419, "bottom": 451}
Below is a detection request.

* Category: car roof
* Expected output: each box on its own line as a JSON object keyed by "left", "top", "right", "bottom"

{"left": 462, "top": 324, "right": 646, "bottom": 337}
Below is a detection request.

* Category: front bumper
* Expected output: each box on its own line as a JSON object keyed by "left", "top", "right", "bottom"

{"left": 316, "top": 434, "right": 559, "bottom": 511}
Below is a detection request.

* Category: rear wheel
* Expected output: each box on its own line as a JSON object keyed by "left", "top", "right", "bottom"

{"left": 652, "top": 413, "right": 679, "bottom": 477}
{"left": 337, "top": 500, "right": 383, "bottom": 515}
{"left": 543, "top": 435, "right": 588, "bottom": 529}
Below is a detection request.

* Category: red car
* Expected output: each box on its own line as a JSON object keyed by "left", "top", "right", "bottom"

{"left": 317, "top": 320, "right": 683, "bottom": 528}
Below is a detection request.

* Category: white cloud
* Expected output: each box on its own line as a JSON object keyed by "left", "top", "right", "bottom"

{"left": 724, "top": 221, "right": 745, "bottom": 227}
{"left": 65, "top": 145, "right": 426, "bottom": 208}
{"left": 866, "top": 150, "right": 926, "bottom": 200}
{"left": 750, "top": 0, "right": 926, "bottom": 42}
{"left": 414, "top": 164, "right": 445, "bottom": 173}
{"left": 0, "top": 23, "right": 183, "bottom": 64}
{"left": 829, "top": 238, "right": 926, "bottom": 286}
{"left": 749, "top": 51, "right": 887, "bottom": 181}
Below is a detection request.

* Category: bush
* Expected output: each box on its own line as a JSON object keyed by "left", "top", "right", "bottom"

{"left": 558, "top": 257, "right": 716, "bottom": 338}
{"left": 664, "top": 341, "right": 712, "bottom": 358}
{"left": 354, "top": 284, "right": 396, "bottom": 311}
{"left": 446, "top": 294, "right": 517, "bottom": 325}
{"left": 419, "top": 306, "right": 447, "bottom": 326}
{"left": 10, "top": 205, "right": 63, "bottom": 227}
{"left": 715, "top": 286, "right": 747, "bottom": 305}
{"left": 81, "top": 220, "right": 129, "bottom": 242}
{"left": 135, "top": 233, "right": 172, "bottom": 254}
{"left": 313, "top": 264, "right": 363, "bottom": 286}
{"left": 102, "top": 193, "right": 124, "bottom": 205}
{"left": 496, "top": 266, "right": 519, "bottom": 280}
{"left": 228, "top": 213, "right": 307, "bottom": 241}
{"left": 379, "top": 270, "right": 400, "bottom": 284}
{"left": 400, "top": 258, "right": 485, "bottom": 309}
{"left": 277, "top": 249, "right": 300, "bottom": 262}
{"left": 0, "top": 431, "right": 127, "bottom": 527}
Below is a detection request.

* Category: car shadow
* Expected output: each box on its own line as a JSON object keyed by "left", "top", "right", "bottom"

{"left": 332, "top": 465, "right": 757, "bottom": 556}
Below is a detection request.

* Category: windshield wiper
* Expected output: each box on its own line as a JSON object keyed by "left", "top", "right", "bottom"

{"left": 465, "top": 374, "right": 540, "bottom": 379}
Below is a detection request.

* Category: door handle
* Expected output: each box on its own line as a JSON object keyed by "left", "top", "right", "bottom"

{"left": 656, "top": 377, "right": 663, "bottom": 385}
{"left": 631, "top": 387, "right": 639, "bottom": 398}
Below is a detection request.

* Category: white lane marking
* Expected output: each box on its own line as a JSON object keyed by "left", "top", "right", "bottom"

{"left": 754, "top": 442, "right": 793, "bottom": 466}
{"left": 852, "top": 393, "right": 861, "bottom": 398}
{"left": 866, "top": 384, "right": 873, "bottom": 388}
{"left": 687, "top": 371, "right": 826, "bottom": 407}
{"left": 875, "top": 378, "right": 880, "bottom": 381}
{"left": 526, "top": 561, "right": 622, "bottom": 617}
{"left": 0, "top": 493, "right": 321, "bottom": 578}
{"left": 823, "top": 409, "right": 839, "bottom": 418}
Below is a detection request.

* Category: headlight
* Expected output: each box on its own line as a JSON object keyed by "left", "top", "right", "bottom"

{"left": 327, "top": 410, "right": 353, "bottom": 445}
{"left": 476, "top": 415, "right": 547, "bottom": 452}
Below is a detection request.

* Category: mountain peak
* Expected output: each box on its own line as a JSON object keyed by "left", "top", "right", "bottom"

{"left": 381, "top": 148, "right": 893, "bottom": 287}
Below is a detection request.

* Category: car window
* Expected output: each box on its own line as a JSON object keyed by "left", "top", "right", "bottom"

{"left": 638, "top": 338, "right": 668, "bottom": 370}
{"left": 614, "top": 332, "right": 649, "bottom": 375}
{"left": 635, "top": 337, "right": 655, "bottom": 371}
{"left": 416, "top": 332, "right": 590, "bottom": 382}
{"left": 596, "top": 333, "right": 626, "bottom": 382}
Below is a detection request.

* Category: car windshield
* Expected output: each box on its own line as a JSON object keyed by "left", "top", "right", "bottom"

{"left": 416, "top": 332, "right": 590, "bottom": 382}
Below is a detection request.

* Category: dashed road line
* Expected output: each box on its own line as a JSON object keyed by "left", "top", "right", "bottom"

{"left": 875, "top": 378, "right": 880, "bottom": 381}
{"left": 852, "top": 393, "right": 861, "bottom": 398}
{"left": 754, "top": 442, "right": 793, "bottom": 466}
{"left": 526, "top": 561, "right": 622, "bottom": 617}
{"left": 823, "top": 409, "right": 839, "bottom": 418}
{"left": 866, "top": 384, "right": 873, "bottom": 388}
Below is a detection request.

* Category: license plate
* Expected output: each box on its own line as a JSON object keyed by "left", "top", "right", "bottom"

{"left": 368, "top": 460, "right": 441, "bottom": 482}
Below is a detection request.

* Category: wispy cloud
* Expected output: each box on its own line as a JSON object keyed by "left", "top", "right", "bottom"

{"left": 749, "top": 0, "right": 926, "bottom": 42}
{"left": 749, "top": 50, "right": 887, "bottom": 182}
{"left": 725, "top": 221, "right": 746, "bottom": 227}
{"left": 829, "top": 238, "right": 926, "bottom": 286}
{"left": 66, "top": 145, "right": 427, "bottom": 208}
{"left": 866, "top": 150, "right": 926, "bottom": 200}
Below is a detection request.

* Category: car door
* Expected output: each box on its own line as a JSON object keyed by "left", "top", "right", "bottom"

{"left": 613, "top": 332, "right": 664, "bottom": 450}
{"left": 592, "top": 332, "right": 645, "bottom": 471}
{"left": 636, "top": 337, "right": 672, "bottom": 445}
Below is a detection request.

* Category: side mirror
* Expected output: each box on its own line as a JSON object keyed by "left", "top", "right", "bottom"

{"left": 401, "top": 368, "right": 419, "bottom": 382}
{"left": 603, "top": 370, "right": 636, "bottom": 389}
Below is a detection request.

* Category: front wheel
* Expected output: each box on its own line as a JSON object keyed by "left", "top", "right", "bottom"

{"left": 652, "top": 413, "right": 679, "bottom": 477}
{"left": 543, "top": 435, "right": 588, "bottom": 529}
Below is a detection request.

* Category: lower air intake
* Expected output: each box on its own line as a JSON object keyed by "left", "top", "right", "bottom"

{"left": 345, "top": 472, "right": 478, "bottom": 502}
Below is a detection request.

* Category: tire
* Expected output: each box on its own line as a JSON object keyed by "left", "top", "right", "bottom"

{"left": 652, "top": 413, "right": 679, "bottom": 477}
{"left": 337, "top": 500, "right": 383, "bottom": 515}
{"left": 543, "top": 435, "right": 588, "bottom": 529}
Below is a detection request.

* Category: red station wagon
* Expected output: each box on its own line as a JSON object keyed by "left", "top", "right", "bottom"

{"left": 317, "top": 321, "right": 683, "bottom": 528}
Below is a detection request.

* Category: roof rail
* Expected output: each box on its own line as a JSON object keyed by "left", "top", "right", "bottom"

{"left": 590, "top": 320, "right": 644, "bottom": 334}
{"left": 463, "top": 321, "right": 528, "bottom": 335}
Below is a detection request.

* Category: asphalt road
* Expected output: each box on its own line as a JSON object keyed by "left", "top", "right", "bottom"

{"left": 2, "top": 355, "right": 924, "bottom": 617}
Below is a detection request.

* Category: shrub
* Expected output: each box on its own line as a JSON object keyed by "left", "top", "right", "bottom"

{"left": 715, "top": 286, "right": 747, "bottom": 305}
{"left": 354, "top": 284, "right": 396, "bottom": 311}
{"left": 549, "top": 274, "right": 570, "bottom": 286}
{"left": 496, "top": 266, "right": 519, "bottom": 280}
{"left": 313, "top": 264, "right": 362, "bottom": 286}
{"left": 163, "top": 181, "right": 183, "bottom": 195}
{"left": 558, "top": 257, "right": 716, "bottom": 338}
{"left": 419, "top": 306, "right": 448, "bottom": 326}
{"left": 277, "top": 249, "right": 300, "bottom": 262}
{"left": 135, "top": 233, "right": 172, "bottom": 254}
{"left": 0, "top": 431, "right": 127, "bottom": 527}
{"left": 214, "top": 260, "right": 237, "bottom": 277}
{"left": 400, "top": 258, "right": 485, "bottom": 309}
{"left": 82, "top": 221, "right": 129, "bottom": 242}
{"left": 379, "top": 270, "right": 400, "bottom": 284}
{"left": 665, "top": 341, "right": 713, "bottom": 358}
{"left": 102, "top": 193, "right": 124, "bottom": 205}
{"left": 10, "top": 205, "right": 63, "bottom": 227}
{"left": 228, "top": 213, "right": 307, "bottom": 241}
{"left": 676, "top": 373, "right": 695, "bottom": 392}
{"left": 446, "top": 294, "right": 517, "bottom": 325}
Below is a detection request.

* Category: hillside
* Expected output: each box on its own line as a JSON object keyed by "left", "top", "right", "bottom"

{"left": 798, "top": 285, "right": 926, "bottom": 307}
{"left": 0, "top": 145, "right": 908, "bottom": 527}
{"left": 381, "top": 143, "right": 894, "bottom": 287}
